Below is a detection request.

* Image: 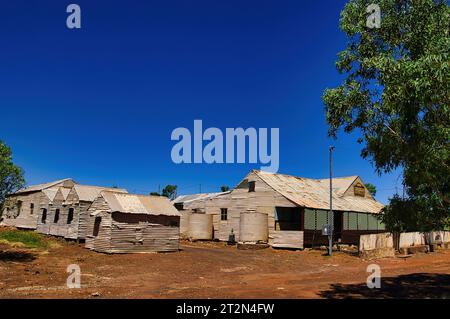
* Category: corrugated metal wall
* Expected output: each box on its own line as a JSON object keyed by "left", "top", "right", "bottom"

{"left": 343, "top": 212, "right": 385, "bottom": 231}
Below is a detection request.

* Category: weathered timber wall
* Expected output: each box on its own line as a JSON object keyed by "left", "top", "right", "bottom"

{"left": 270, "top": 231, "right": 304, "bottom": 249}
{"left": 1, "top": 192, "right": 42, "bottom": 229}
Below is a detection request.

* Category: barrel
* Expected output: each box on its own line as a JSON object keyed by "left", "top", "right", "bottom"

{"left": 189, "top": 213, "right": 213, "bottom": 240}
{"left": 239, "top": 210, "right": 268, "bottom": 243}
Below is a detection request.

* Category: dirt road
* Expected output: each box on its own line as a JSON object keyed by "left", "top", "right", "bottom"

{"left": 1, "top": 239, "right": 449, "bottom": 299}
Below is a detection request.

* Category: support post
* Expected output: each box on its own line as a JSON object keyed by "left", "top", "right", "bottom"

{"left": 328, "top": 146, "right": 335, "bottom": 256}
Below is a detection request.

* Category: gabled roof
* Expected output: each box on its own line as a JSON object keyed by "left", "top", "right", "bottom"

{"left": 100, "top": 191, "right": 181, "bottom": 216}
{"left": 172, "top": 192, "right": 230, "bottom": 204}
{"left": 60, "top": 188, "right": 72, "bottom": 200}
{"left": 73, "top": 185, "right": 128, "bottom": 202}
{"left": 316, "top": 176, "right": 359, "bottom": 197}
{"left": 14, "top": 178, "right": 76, "bottom": 194}
{"left": 253, "top": 170, "right": 384, "bottom": 214}
{"left": 42, "top": 188, "right": 60, "bottom": 202}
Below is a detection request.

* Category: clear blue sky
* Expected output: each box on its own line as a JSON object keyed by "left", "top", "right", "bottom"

{"left": 0, "top": 0, "right": 403, "bottom": 204}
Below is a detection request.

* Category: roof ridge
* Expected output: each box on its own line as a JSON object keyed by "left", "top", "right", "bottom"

{"left": 255, "top": 169, "right": 354, "bottom": 182}
{"left": 14, "top": 178, "right": 76, "bottom": 194}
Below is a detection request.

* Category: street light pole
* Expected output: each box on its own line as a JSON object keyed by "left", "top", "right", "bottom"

{"left": 329, "top": 146, "right": 335, "bottom": 256}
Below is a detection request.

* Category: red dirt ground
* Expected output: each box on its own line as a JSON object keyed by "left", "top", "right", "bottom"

{"left": 1, "top": 230, "right": 449, "bottom": 299}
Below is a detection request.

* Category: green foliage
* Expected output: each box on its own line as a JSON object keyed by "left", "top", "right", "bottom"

{"left": 149, "top": 192, "right": 161, "bottom": 196}
{"left": 0, "top": 141, "right": 25, "bottom": 216}
{"left": 220, "top": 185, "right": 230, "bottom": 192}
{"left": 161, "top": 185, "right": 178, "bottom": 200}
{"left": 0, "top": 229, "right": 51, "bottom": 249}
{"left": 381, "top": 194, "right": 448, "bottom": 232}
{"left": 365, "top": 183, "right": 377, "bottom": 196}
{"left": 323, "top": 0, "right": 450, "bottom": 230}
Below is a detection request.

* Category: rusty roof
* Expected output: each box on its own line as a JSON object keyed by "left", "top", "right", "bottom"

{"left": 101, "top": 191, "right": 181, "bottom": 216}
{"left": 14, "top": 178, "right": 76, "bottom": 194}
{"left": 255, "top": 170, "right": 383, "bottom": 214}
{"left": 73, "top": 185, "right": 128, "bottom": 202}
{"left": 172, "top": 192, "right": 230, "bottom": 204}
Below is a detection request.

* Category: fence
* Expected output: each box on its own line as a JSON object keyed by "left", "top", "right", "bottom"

{"left": 359, "top": 231, "right": 450, "bottom": 258}
{"left": 359, "top": 232, "right": 395, "bottom": 258}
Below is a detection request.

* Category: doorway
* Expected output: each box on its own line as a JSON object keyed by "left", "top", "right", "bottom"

{"left": 93, "top": 217, "right": 101, "bottom": 237}
{"left": 333, "top": 211, "right": 343, "bottom": 242}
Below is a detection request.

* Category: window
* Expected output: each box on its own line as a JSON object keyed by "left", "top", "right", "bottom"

{"left": 348, "top": 212, "right": 358, "bottom": 230}
{"left": 248, "top": 181, "right": 255, "bottom": 192}
{"left": 16, "top": 201, "right": 22, "bottom": 218}
{"left": 221, "top": 208, "right": 228, "bottom": 221}
{"left": 354, "top": 183, "right": 366, "bottom": 197}
{"left": 67, "top": 208, "right": 74, "bottom": 224}
{"left": 304, "top": 209, "right": 316, "bottom": 230}
{"left": 368, "top": 214, "right": 378, "bottom": 230}
{"left": 93, "top": 217, "right": 101, "bottom": 237}
{"left": 30, "top": 203, "right": 34, "bottom": 215}
{"left": 54, "top": 209, "right": 60, "bottom": 223}
{"left": 41, "top": 209, "right": 47, "bottom": 224}
{"left": 275, "top": 207, "right": 301, "bottom": 231}
{"left": 315, "top": 210, "right": 329, "bottom": 230}
{"left": 358, "top": 213, "right": 368, "bottom": 230}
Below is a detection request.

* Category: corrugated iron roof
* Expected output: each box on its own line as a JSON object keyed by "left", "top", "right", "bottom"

{"left": 102, "top": 192, "right": 181, "bottom": 216}
{"left": 255, "top": 171, "right": 384, "bottom": 214}
{"left": 316, "top": 176, "right": 358, "bottom": 196}
{"left": 14, "top": 178, "right": 76, "bottom": 194}
{"left": 73, "top": 185, "right": 128, "bottom": 202}
{"left": 172, "top": 192, "right": 230, "bottom": 204}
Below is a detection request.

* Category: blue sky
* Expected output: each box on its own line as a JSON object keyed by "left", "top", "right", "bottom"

{"left": 0, "top": 0, "right": 403, "bottom": 203}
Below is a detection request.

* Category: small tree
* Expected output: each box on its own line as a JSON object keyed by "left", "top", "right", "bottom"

{"left": 149, "top": 192, "right": 161, "bottom": 196}
{"left": 161, "top": 185, "right": 178, "bottom": 200}
{"left": 365, "top": 183, "right": 377, "bottom": 197}
{"left": 220, "top": 185, "right": 230, "bottom": 192}
{"left": 0, "top": 141, "right": 25, "bottom": 217}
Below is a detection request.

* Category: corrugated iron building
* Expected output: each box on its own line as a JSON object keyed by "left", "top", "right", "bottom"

{"left": 85, "top": 192, "right": 181, "bottom": 253}
{"left": 172, "top": 192, "right": 229, "bottom": 239}
{"left": 62, "top": 185, "right": 128, "bottom": 240}
{"left": 173, "top": 170, "right": 385, "bottom": 248}
{"left": 1, "top": 179, "right": 77, "bottom": 230}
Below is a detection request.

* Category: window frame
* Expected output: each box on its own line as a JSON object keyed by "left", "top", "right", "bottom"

{"left": 54, "top": 209, "right": 60, "bottom": 224}
{"left": 41, "top": 209, "right": 47, "bottom": 224}
{"left": 67, "top": 208, "right": 74, "bottom": 225}
{"left": 93, "top": 217, "right": 101, "bottom": 237}
{"left": 16, "top": 200, "right": 22, "bottom": 218}
{"left": 220, "top": 208, "right": 228, "bottom": 221}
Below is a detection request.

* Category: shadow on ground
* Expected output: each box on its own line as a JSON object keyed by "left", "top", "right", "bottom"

{"left": 0, "top": 250, "right": 37, "bottom": 262}
{"left": 319, "top": 273, "right": 450, "bottom": 299}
